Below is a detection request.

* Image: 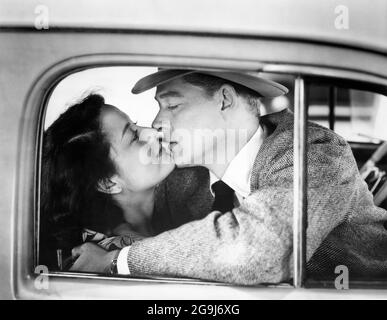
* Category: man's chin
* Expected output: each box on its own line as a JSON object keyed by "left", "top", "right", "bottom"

{"left": 174, "top": 161, "right": 196, "bottom": 168}
{"left": 173, "top": 156, "right": 197, "bottom": 168}
{"left": 173, "top": 152, "right": 209, "bottom": 168}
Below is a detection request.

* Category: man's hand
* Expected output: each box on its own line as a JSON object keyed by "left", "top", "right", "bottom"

{"left": 70, "top": 242, "right": 120, "bottom": 274}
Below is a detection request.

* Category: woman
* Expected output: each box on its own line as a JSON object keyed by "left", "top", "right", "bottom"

{"left": 40, "top": 94, "right": 174, "bottom": 270}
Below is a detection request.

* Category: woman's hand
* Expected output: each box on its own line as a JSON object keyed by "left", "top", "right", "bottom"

{"left": 70, "top": 242, "right": 120, "bottom": 274}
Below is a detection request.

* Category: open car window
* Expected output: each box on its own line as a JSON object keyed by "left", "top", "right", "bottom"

{"left": 37, "top": 65, "right": 387, "bottom": 290}
{"left": 39, "top": 66, "right": 298, "bottom": 286}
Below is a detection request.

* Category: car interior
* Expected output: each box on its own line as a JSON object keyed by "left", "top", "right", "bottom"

{"left": 306, "top": 78, "right": 387, "bottom": 211}
{"left": 262, "top": 73, "right": 387, "bottom": 213}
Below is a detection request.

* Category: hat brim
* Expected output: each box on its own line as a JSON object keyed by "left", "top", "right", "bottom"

{"left": 131, "top": 69, "right": 288, "bottom": 98}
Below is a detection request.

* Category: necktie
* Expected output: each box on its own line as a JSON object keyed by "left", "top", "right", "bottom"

{"left": 211, "top": 180, "right": 235, "bottom": 213}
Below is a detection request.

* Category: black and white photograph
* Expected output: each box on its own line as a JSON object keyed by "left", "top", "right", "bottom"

{"left": 1, "top": 0, "right": 387, "bottom": 303}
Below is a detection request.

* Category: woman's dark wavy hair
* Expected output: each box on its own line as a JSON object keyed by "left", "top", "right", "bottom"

{"left": 40, "top": 94, "right": 123, "bottom": 269}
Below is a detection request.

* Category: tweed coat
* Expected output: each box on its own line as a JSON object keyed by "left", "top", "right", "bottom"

{"left": 126, "top": 109, "right": 387, "bottom": 284}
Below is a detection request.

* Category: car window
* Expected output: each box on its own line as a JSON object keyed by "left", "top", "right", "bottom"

{"left": 305, "top": 79, "right": 387, "bottom": 288}
{"left": 38, "top": 66, "right": 387, "bottom": 289}
{"left": 308, "top": 84, "right": 387, "bottom": 143}
{"left": 39, "top": 66, "right": 297, "bottom": 287}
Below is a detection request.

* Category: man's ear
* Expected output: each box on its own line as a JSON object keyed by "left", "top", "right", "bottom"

{"left": 219, "top": 84, "right": 237, "bottom": 111}
{"left": 96, "top": 176, "right": 122, "bottom": 195}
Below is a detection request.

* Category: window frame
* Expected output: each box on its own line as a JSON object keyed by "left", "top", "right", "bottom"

{"left": 18, "top": 55, "right": 299, "bottom": 298}
{"left": 293, "top": 76, "right": 307, "bottom": 288}
{"left": 15, "top": 53, "right": 387, "bottom": 298}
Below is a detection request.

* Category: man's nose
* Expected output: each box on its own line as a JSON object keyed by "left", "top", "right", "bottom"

{"left": 152, "top": 109, "right": 170, "bottom": 130}
{"left": 152, "top": 110, "right": 172, "bottom": 141}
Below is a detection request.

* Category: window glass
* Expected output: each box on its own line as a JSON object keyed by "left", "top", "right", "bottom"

{"left": 306, "top": 81, "right": 387, "bottom": 287}
{"left": 348, "top": 89, "right": 387, "bottom": 143}
{"left": 307, "top": 84, "right": 387, "bottom": 143}
{"left": 307, "top": 85, "right": 330, "bottom": 129}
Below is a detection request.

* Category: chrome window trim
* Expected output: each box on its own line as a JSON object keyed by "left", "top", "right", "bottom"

{"left": 293, "top": 76, "right": 307, "bottom": 288}
{"left": 42, "top": 271, "right": 293, "bottom": 288}
{"left": 261, "top": 64, "right": 387, "bottom": 88}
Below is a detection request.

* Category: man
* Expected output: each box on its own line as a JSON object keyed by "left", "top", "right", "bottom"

{"left": 71, "top": 69, "right": 387, "bottom": 284}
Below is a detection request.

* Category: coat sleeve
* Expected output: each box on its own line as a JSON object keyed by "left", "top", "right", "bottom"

{"left": 125, "top": 127, "right": 370, "bottom": 285}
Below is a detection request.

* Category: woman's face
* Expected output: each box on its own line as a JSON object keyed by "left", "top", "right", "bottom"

{"left": 100, "top": 105, "right": 175, "bottom": 192}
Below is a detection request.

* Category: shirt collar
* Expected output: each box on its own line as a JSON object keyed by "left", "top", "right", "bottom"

{"left": 209, "top": 125, "right": 266, "bottom": 198}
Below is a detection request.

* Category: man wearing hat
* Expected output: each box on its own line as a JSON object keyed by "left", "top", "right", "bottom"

{"left": 71, "top": 69, "right": 387, "bottom": 284}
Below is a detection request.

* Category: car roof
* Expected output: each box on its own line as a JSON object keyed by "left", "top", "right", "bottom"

{"left": 1, "top": 0, "right": 387, "bottom": 54}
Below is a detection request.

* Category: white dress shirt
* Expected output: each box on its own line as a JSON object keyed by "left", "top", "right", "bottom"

{"left": 209, "top": 125, "right": 266, "bottom": 204}
{"left": 117, "top": 125, "right": 266, "bottom": 275}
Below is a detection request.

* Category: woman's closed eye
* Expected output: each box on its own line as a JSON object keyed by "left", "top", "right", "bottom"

{"left": 131, "top": 129, "right": 139, "bottom": 143}
{"left": 122, "top": 122, "right": 139, "bottom": 144}
{"left": 129, "top": 122, "right": 139, "bottom": 143}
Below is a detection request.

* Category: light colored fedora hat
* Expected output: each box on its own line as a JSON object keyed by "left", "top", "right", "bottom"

{"left": 131, "top": 69, "right": 288, "bottom": 98}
